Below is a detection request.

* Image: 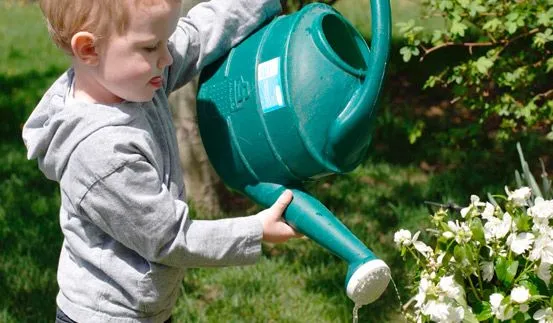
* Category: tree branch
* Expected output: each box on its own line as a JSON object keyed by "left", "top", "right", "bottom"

{"left": 419, "top": 28, "right": 540, "bottom": 61}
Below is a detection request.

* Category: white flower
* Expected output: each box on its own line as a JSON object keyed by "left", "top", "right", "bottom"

{"left": 484, "top": 212, "right": 513, "bottom": 241}
{"left": 519, "top": 304, "right": 529, "bottom": 313}
{"left": 505, "top": 186, "right": 532, "bottom": 206}
{"left": 510, "top": 286, "right": 530, "bottom": 303}
{"left": 533, "top": 217, "right": 553, "bottom": 235}
{"left": 534, "top": 307, "right": 553, "bottom": 323}
{"left": 394, "top": 229, "right": 419, "bottom": 247}
{"left": 480, "top": 261, "right": 494, "bottom": 282}
{"left": 413, "top": 240, "right": 433, "bottom": 257}
{"left": 446, "top": 220, "right": 473, "bottom": 244}
{"left": 438, "top": 275, "right": 462, "bottom": 300}
{"left": 414, "top": 277, "right": 433, "bottom": 307}
{"left": 529, "top": 197, "right": 553, "bottom": 220}
{"left": 490, "top": 293, "right": 515, "bottom": 320}
{"left": 530, "top": 235, "right": 553, "bottom": 263}
{"left": 537, "top": 262, "right": 552, "bottom": 285}
{"left": 507, "top": 232, "right": 535, "bottom": 255}
{"left": 421, "top": 300, "right": 464, "bottom": 323}
{"left": 481, "top": 202, "right": 495, "bottom": 220}
{"left": 460, "top": 195, "right": 486, "bottom": 218}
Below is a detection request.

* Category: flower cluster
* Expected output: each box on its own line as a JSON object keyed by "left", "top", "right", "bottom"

{"left": 395, "top": 187, "right": 553, "bottom": 322}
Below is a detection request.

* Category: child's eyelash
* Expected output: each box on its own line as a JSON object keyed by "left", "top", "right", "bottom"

{"left": 143, "top": 44, "right": 159, "bottom": 52}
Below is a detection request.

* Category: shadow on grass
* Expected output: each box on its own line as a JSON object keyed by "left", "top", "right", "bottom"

{"left": 0, "top": 65, "right": 65, "bottom": 142}
{"left": 0, "top": 143, "right": 61, "bottom": 322}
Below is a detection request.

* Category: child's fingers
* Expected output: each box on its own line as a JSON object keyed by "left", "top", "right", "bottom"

{"left": 272, "top": 189, "right": 293, "bottom": 212}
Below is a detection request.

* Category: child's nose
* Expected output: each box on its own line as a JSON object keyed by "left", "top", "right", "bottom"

{"left": 158, "top": 46, "right": 173, "bottom": 69}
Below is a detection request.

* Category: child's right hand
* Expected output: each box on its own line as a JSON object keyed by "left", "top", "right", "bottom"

{"left": 255, "top": 190, "right": 302, "bottom": 243}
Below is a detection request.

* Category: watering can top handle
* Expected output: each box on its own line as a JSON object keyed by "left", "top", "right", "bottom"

{"left": 327, "top": 0, "right": 391, "bottom": 153}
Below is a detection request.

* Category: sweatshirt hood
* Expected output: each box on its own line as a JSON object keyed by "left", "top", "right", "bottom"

{"left": 22, "top": 69, "right": 139, "bottom": 182}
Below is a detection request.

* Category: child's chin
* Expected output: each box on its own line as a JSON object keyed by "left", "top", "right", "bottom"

{"left": 126, "top": 93, "right": 155, "bottom": 103}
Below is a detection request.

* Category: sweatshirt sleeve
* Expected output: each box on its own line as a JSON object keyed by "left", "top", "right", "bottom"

{"left": 78, "top": 157, "right": 263, "bottom": 268}
{"left": 164, "top": 0, "right": 282, "bottom": 94}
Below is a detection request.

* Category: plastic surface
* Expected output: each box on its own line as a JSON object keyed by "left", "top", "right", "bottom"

{"left": 346, "top": 259, "right": 391, "bottom": 305}
{"left": 196, "top": 0, "right": 391, "bottom": 301}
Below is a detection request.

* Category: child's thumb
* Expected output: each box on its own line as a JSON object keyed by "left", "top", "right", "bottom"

{"left": 271, "top": 189, "right": 293, "bottom": 214}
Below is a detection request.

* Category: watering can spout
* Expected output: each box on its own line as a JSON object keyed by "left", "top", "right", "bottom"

{"left": 326, "top": 0, "right": 391, "bottom": 171}
{"left": 244, "top": 182, "right": 390, "bottom": 305}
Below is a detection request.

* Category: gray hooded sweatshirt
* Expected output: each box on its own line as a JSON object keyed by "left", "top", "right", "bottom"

{"left": 22, "top": 0, "right": 281, "bottom": 322}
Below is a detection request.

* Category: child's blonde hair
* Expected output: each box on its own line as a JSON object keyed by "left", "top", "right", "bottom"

{"left": 39, "top": 0, "right": 161, "bottom": 54}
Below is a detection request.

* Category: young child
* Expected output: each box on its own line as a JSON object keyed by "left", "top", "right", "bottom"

{"left": 22, "top": 0, "right": 299, "bottom": 322}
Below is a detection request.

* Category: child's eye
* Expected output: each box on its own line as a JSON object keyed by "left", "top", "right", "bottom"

{"left": 143, "top": 44, "right": 159, "bottom": 52}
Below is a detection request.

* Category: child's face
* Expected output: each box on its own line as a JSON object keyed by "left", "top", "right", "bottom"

{"left": 95, "top": 0, "right": 181, "bottom": 102}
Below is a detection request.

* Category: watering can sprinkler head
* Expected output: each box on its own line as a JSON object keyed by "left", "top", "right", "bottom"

{"left": 197, "top": 0, "right": 392, "bottom": 305}
{"left": 347, "top": 259, "right": 391, "bottom": 305}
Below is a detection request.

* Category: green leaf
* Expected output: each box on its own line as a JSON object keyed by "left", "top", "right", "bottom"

{"left": 431, "top": 30, "right": 444, "bottom": 45}
{"left": 463, "top": 309, "right": 480, "bottom": 323}
{"left": 513, "top": 312, "right": 526, "bottom": 323}
{"left": 454, "top": 244, "right": 467, "bottom": 261}
{"left": 472, "top": 301, "right": 492, "bottom": 321}
{"left": 468, "top": 2, "right": 486, "bottom": 17}
{"left": 399, "top": 46, "right": 413, "bottom": 62}
{"left": 438, "top": 0, "right": 453, "bottom": 11}
{"left": 546, "top": 57, "right": 553, "bottom": 73}
{"left": 534, "top": 29, "right": 553, "bottom": 48}
{"left": 470, "top": 218, "right": 486, "bottom": 244}
{"left": 514, "top": 213, "right": 531, "bottom": 232}
{"left": 408, "top": 120, "right": 425, "bottom": 144}
{"left": 483, "top": 18, "right": 501, "bottom": 32}
{"left": 397, "top": 19, "right": 415, "bottom": 34}
{"left": 451, "top": 20, "right": 468, "bottom": 37}
{"left": 475, "top": 57, "right": 494, "bottom": 75}
{"left": 424, "top": 75, "right": 440, "bottom": 89}
{"left": 537, "top": 11, "right": 552, "bottom": 27}
{"left": 506, "top": 21, "right": 518, "bottom": 34}
{"left": 399, "top": 46, "right": 419, "bottom": 63}
{"left": 495, "top": 257, "right": 519, "bottom": 286}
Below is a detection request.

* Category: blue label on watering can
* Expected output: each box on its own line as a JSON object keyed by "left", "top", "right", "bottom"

{"left": 257, "top": 57, "right": 285, "bottom": 113}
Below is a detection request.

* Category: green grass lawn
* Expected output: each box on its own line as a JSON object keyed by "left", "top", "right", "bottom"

{"left": 1, "top": 1, "right": 551, "bottom": 323}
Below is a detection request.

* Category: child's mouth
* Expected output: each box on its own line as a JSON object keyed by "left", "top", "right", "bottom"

{"left": 149, "top": 76, "right": 163, "bottom": 89}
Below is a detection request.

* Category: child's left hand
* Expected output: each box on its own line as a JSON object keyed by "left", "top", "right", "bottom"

{"left": 255, "top": 190, "right": 303, "bottom": 243}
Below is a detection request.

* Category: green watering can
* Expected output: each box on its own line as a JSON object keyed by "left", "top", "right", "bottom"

{"left": 196, "top": 0, "right": 391, "bottom": 305}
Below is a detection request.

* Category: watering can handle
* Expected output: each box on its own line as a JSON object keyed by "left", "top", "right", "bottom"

{"left": 326, "top": 0, "right": 391, "bottom": 166}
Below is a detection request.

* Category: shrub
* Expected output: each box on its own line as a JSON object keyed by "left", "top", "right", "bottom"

{"left": 397, "top": 0, "right": 553, "bottom": 142}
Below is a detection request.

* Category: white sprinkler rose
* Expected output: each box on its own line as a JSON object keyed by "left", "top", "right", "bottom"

{"left": 443, "top": 220, "right": 472, "bottom": 243}
{"left": 510, "top": 286, "right": 530, "bottom": 303}
{"left": 413, "top": 240, "right": 433, "bottom": 257}
{"left": 484, "top": 212, "right": 513, "bottom": 241}
{"left": 480, "top": 261, "right": 494, "bottom": 282}
{"left": 460, "top": 195, "right": 485, "bottom": 218}
{"left": 438, "top": 275, "right": 462, "bottom": 300}
{"left": 537, "top": 262, "right": 552, "bottom": 285}
{"left": 421, "top": 300, "right": 464, "bottom": 323}
{"left": 490, "top": 293, "right": 515, "bottom": 321}
{"left": 394, "top": 229, "right": 419, "bottom": 247}
{"left": 505, "top": 186, "right": 532, "bottom": 206}
{"left": 414, "top": 277, "right": 433, "bottom": 307}
{"left": 530, "top": 235, "right": 553, "bottom": 264}
{"left": 507, "top": 232, "right": 535, "bottom": 255}
{"left": 481, "top": 202, "right": 495, "bottom": 220}
{"left": 529, "top": 197, "right": 553, "bottom": 220}
{"left": 534, "top": 307, "right": 553, "bottom": 323}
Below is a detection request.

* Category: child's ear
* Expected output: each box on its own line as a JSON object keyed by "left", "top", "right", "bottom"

{"left": 71, "top": 32, "right": 99, "bottom": 65}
